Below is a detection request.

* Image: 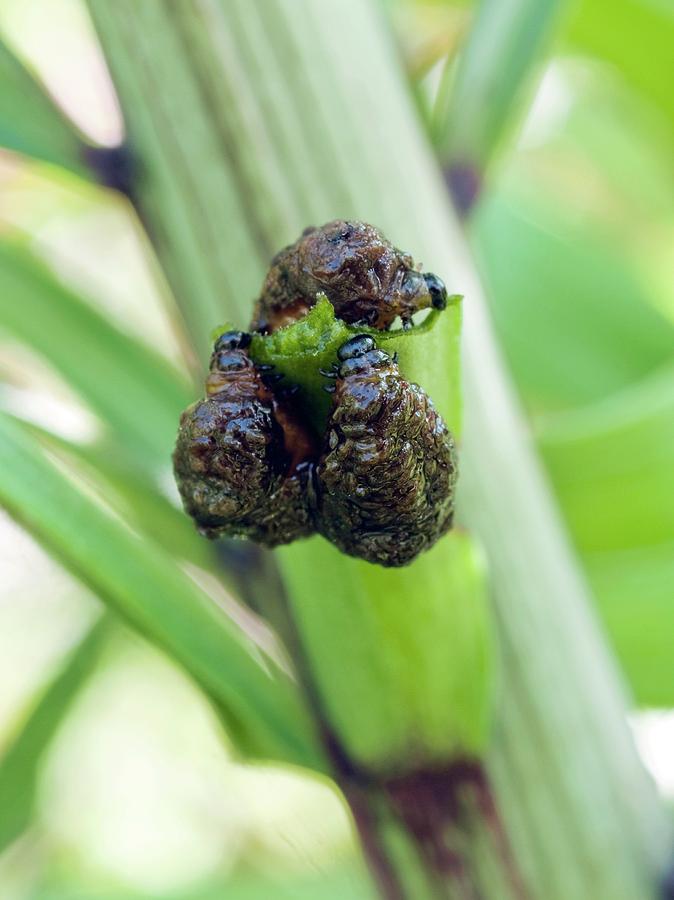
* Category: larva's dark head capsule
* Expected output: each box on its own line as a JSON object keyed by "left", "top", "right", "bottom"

{"left": 213, "top": 330, "right": 252, "bottom": 352}
{"left": 336, "top": 334, "right": 392, "bottom": 378}
{"left": 212, "top": 350, "right": 250, "bottom": 373}
{"left": 207, "top": 331, "right": 256, "bottom": 394}
{"left": 337, "top": 334, "right": 376, "bottom": 360}
{"left": 424, "top": 273, "right": 448, "bottom": 310}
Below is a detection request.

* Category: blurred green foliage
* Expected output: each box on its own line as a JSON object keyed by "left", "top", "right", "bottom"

{"left": 466, "top": 0, "right": 674, "bottom": 705}
{"left": 33, "top": 866, "right": 374, "bottom": 900}
{"left": 0, "top": 0, "right": 673, "bottom": 895}
{"left": 0, "top": 617, "right": 110, "bottom": 854}
{"left": 0, "top": 39, "right": 88, "bottom": 177}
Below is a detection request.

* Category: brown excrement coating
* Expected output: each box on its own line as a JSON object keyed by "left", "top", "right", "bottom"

{"left": 173, "top": 334, "right": 315, "bottom": 546}
{"left": 251, "top": 220, "right": 447, "bottom": 332}
{"left": 315, "top": 338, "right": 457, "bottom": 567}
{"left": 174, "top": 332, "right": 456, "bottom": 566}
{"left": 173, "top": 222, "right": 457, "bottom": 567}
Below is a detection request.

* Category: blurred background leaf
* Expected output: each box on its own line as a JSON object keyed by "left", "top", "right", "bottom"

{"left": 0, "top": 414, "right": 321, "bottom": 771}
{"left": 434, "top": 0, "right": 564, "bottom": 207}
{"left": 538, "top": 364, "right": 674, "bottom": 705}
{"left": 0, "top": 616, "right": 109, "bottom": 853}
{"left": 0, "top": 238, "right": 192, "bottom": 467}
{"left": 0, "top": 38, "right": 89, "bottom": 177}
{"left": 32, "top": 864, "right": 374, "bottom": 900}
{"left": 565, "top": 0, "right": 674, "bottom": 135}
{"left": 472, "top": 190, "right": 674, "bottom": 412}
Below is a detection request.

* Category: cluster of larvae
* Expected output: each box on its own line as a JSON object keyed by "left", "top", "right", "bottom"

{"left": 173, "top": 221, "right": 458, "bottom": 567}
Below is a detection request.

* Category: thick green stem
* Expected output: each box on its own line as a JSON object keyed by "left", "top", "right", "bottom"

{"left": 86, "top": 1, "right": 671, "bottom": 897}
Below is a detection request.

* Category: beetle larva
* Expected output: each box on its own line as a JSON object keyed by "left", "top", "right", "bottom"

{"left": 251, "top": 220, "right": 448, "bottom": 333}
{"left": 173, "top": 331, "right": 316, "bottom": 545}
{"left": 314, "top": 335, "right": 458, "bottom": 567}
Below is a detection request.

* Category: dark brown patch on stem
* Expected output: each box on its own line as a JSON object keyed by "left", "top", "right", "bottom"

{"left": 384, "top": 761, "right": 483, "bottom": 897}
{"left": 339, "top": 760, "right": 529, "bottom": 900}
{"left": 347, "top": 784, "right": 408, "bottom": 900}
{"left": 445, "top": 163, "right": 482, "bottom": 217}
{"left": 83, "top": 143, "right": 137, "bottom": 198}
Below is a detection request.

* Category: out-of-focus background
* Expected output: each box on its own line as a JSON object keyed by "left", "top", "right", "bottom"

{"left": 0, "top": 0, "right": 672, "bottom": 897}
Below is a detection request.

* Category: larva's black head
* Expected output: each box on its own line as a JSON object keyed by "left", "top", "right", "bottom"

{"left": 214, "top": 330, "right": 252, "bottom": 352}
{"left": 337, "top": 334, "right": 376, "bottom": 361}
{"left": 336, "top": 334, "right": 392, "bottom": 379}
{"left": 211, "top": 330, "right": 254, "bottom": 375}
{"left": 424, "top": 273, "right": 448, "bottom": 310}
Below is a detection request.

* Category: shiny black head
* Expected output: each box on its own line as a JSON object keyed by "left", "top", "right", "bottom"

{"left": 213, "top": 330, "right": 252, "bottom": 352}
{"left": 337, "top": 334, "right": 376, "bottom": 361}
{"left": 212, "top": 331, "right": 253, "bottom": 373}
{"left": 336, "top": 334, "right": 391, "bottom": 378}
{"left": 424, "top": 273, "right": 448, "bottom": 310}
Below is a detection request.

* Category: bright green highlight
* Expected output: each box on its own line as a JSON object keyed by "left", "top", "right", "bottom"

{"left": 279, "top": 531, "right": 492, "bottom": 773}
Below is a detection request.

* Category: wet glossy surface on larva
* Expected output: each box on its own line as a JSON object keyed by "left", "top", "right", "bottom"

{"left": 173, "top": 333, "right": 314, "bottom": 546}
{"left": 174, "top": 223, "right": 458, "bottom": 566}
{"left": 252, "top": 220, "right": 447, "bottom": 332}
{"left": 316, "top": 342, "right": 457, "bottom": 567}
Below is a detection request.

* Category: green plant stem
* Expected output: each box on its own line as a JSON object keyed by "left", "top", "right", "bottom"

{"left": 344, "top": 763, "right": 527, "bottom": 900}
{"left": 86, "top": 1, "right": 671, "bottom": 897}
{"left": 434, "top": 0, "right": 565, "bottom": 212}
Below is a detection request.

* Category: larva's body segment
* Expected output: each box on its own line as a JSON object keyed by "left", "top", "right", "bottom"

{"left": 315, "top": 336, "right": 458, "bottom": 567}
{"left": 173, "top": 332, "right": 315, "bottom": 546}
{"left": 252, "top": 220, "right": 447, "bottom": 333}
{"left": 174, "top": 220, "right": 458, "bottom": 567}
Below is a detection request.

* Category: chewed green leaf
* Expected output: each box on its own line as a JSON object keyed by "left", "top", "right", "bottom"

{"left": 248, "top": 294, "right": 462, "bottom": 430}
{"left": 0, "top": 616, "right": 110, "bottom": 853}
{"left": 0, "top": 39, "right": 89, "bottom": 178}
{"left": 0, "top": 414, "right": 324, "bottom": 771}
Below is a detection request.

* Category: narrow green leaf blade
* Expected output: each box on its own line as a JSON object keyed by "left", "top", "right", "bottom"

{"left": 0, "top": 239, "right": 192, "bottom": 464}
{"left": 435, "top": 0, "right": 564, "bottom": 198}
{"left": 20, "top": 420, "right": 215, "bottom": 571}
{"left": 0, "top": 414, "right": 322, "bottom": 771}
{"left": 0, "top": 616, "right": 110, "bottom": 853}
{"left": 0, "top": 38, "right": 89, "bottom": 177}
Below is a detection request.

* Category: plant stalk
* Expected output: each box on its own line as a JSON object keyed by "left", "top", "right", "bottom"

{"left": 85, "top": 1, "right": 671, "bottom": 897}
